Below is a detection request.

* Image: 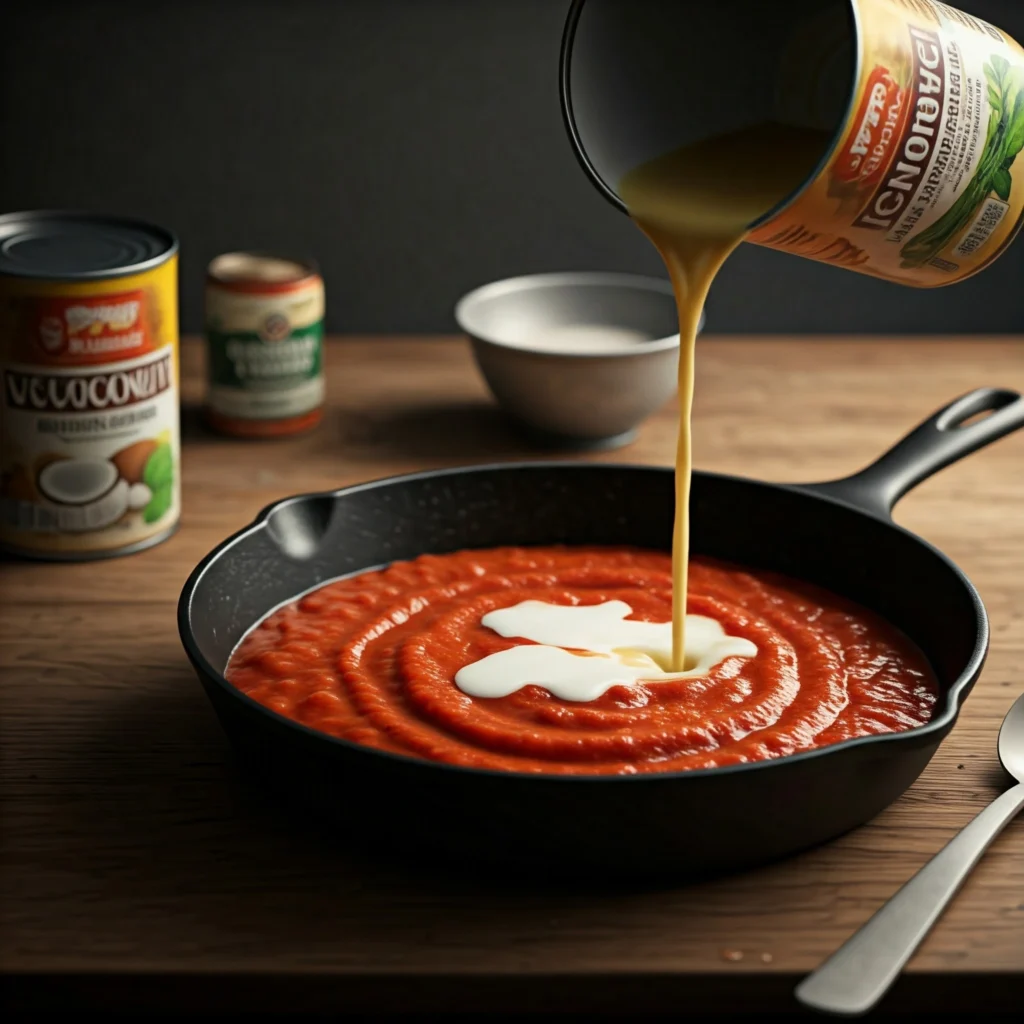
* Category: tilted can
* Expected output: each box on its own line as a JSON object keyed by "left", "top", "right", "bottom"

{"left": 560, "top": 0, "right": 1024, "bottom": 285}
{"left": 204, "top": 252, "right": 325, "bottom": 438}
{"left": 0, "top": 211, "right": 180, "bottom": 560}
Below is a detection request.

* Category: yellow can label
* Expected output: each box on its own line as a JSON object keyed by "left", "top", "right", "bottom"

{"left": 0, "top": 256, "right": 180, "bottom": 556}
{"left": 752, "top": 0, "right": 1024, "bottom": 284}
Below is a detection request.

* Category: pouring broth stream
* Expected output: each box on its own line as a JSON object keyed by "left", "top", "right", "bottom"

{"left": 619, "top": 122, "right": 830, "bottom": 670}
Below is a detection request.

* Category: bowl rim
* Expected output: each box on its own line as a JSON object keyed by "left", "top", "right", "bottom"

{"left": 454, "top": 271, "right": 700, "bottom": 359}
{"left": 178, "top": 462, "right": 980, "bottom": 787}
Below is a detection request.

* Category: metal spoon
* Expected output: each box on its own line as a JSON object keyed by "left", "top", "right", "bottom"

{"left": 796, "top": 691, "right": 1024, "bottom": 1016}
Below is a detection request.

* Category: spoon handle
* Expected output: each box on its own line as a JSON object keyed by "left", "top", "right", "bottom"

{"left": 796, "top": 782, "right": 1024, "bottom": 1017}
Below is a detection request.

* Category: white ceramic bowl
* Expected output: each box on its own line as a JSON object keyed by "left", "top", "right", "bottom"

{"left": 455, "top": 272, "right": 702, "bottom": 449}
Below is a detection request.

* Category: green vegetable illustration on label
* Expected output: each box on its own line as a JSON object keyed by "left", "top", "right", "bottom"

{"left": 901, "top": 55, "right": 1024, "bottom": 269}
{"left": 142, "top": 442, "right": 174, "bottom": 524}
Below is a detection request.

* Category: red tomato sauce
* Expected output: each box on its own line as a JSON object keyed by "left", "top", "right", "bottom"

{"left": 225, "top": 547, "right": 939, "bottom": 775}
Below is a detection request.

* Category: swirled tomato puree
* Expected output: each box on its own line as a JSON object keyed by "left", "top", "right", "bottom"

{"left": 225, "top": 547, "right": 939, "bottom": 775}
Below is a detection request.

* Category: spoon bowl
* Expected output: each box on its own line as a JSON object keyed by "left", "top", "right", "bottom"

{"left": 797, "top": 690, "right": 1024, "bottom": 1016}
{"left": 997, "top": 690, "right": 1024, "bottom": 781}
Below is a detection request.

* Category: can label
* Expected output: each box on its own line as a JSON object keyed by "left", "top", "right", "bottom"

{"left": 0, "top": 258, "right": 180, "bottom": 556}
{"left": 205, "top": 281, "right": 324, "bottom": 421}
{"left": 753, "top": 0, "right": 1024, "bottom": 285}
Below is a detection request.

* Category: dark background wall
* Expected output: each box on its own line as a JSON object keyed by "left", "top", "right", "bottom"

{"left": 2, "top": 0, "right": 1023, "bottom": 335}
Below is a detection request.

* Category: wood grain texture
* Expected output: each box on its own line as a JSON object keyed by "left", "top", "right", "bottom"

{"left": 2, "top": 335, "right": 1023, "bottom": 1013}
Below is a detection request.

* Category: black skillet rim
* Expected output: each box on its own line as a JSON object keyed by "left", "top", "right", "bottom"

{"left": 177, "top": 462, "right": 987, "bottom": 785}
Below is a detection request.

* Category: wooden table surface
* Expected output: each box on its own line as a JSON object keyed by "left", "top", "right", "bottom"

{"left": 2, "top": 336, "right": 1023, "bottom": 1014}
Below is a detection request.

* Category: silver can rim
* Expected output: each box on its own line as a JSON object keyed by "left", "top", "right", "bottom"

{"left": 0, "top": 519, "right": 180, "bottom": 562}
{"left": 0, "top": 209, "right": 179, "bottom": 281}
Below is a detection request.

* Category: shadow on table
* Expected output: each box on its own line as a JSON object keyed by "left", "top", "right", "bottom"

{"left": 339, "top": 400, "right": 573, "bottom": 462}
{"left": 181, "top": 396, "right": 602, "bottom": 464}
{"left": 180, "top": 400, "right": 220, "bottom": 444}
{"left": 40, "top": 670, "right": 697, "bottom": 941}
{"left": 27, "top": 673, "right": 1020, "bottom": 1014}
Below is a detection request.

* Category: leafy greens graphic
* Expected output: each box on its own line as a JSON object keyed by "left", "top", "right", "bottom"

{"left": 142, "top": 441, "right": 173, "bottom": 523}
{"left": 901, "top": 54, "right": 1024, "bottom": 268}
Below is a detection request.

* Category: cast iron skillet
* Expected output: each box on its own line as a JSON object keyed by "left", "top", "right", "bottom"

{"left": 179, "top": 388, "right": 1024, "bottom": 876}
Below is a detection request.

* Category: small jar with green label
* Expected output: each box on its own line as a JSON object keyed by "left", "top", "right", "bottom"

{"left": 204, "top": 252, "right": 325, "bottom": 437}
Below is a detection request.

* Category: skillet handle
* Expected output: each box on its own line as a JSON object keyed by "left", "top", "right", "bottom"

{"left": 802, "top": 388, "right": 1024, "bottom": 520}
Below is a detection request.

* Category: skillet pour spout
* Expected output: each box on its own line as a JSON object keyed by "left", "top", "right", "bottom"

{"left": 179, "top": 388, "right": 1024, "bottom": 876}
